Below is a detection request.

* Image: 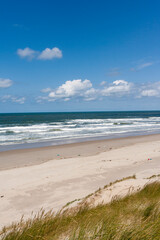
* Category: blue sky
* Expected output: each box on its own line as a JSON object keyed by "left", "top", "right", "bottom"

{"left": 0, "top": 0, "right": 160, "bottom": 112}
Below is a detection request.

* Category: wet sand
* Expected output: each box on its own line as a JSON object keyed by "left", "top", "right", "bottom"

{"left": 0, "top": 133, "right": 160, "bottom": 170}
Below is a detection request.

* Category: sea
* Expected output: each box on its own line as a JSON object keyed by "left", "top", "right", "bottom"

{"left": 1, "top": 111, "right": 160, "bottom": 151}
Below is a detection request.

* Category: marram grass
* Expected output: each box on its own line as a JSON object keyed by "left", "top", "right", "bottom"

{"left": 1, "top": 182, "right": 160, "bottom": 240}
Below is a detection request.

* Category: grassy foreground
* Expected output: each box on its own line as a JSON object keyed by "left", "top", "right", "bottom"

{"left": 1, "top": 182, "right": 160, "bottom": 240}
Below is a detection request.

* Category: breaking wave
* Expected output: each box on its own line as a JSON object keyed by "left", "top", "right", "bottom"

{"left": 0, "top": 113, "right": 160, "bottom": 146}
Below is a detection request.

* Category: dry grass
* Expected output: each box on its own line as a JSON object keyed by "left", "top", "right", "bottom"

{"left": 82, "top": 174, "right": 136, "bottom": 201}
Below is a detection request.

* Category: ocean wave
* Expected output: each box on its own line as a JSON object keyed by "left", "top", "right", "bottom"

{"left": 1, "top": 115, "right": 160, "bottom": 146}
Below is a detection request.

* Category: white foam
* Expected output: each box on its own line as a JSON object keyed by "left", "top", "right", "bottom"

{"left": 1, "top": 117, "right": 160, "bottom": 146}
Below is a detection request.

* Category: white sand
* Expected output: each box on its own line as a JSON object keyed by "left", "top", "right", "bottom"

{"left": 0, "top": 136, "right": 160, "bottom": 229}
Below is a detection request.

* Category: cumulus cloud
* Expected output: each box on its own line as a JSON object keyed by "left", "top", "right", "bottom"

{"left": 102, "top": 80, "right": 132, "bottom": 96}
{"left": 38, "top": 47, "right": 62, "bottom": 60}
{"left": 17, "top": 47, "right": 36, "bottom": 60}
{"left": 38, "top": 79, "right": 97, "bottom": 102}
{"left": 17, "top": 47, "right": 62, "bottom": 60}
{"left": 1, "top": 95, "right": 26, "bottom": 104}
{"left": 49, "top": 79, "right": 93, "bottom": 100}
{"left": 0, "top": 78, "right": 13, "bottom": 88}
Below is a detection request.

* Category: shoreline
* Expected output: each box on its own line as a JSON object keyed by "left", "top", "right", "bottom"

{"left": 0, "top": 133, "right": 160, "bottom": 170}
{"left": 1, "top": 128, "right": 160, "bottom": 152}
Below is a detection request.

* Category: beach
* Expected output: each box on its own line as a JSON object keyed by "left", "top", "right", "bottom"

{"left": 0, "top": 134, "right": 160, "bottom": 229}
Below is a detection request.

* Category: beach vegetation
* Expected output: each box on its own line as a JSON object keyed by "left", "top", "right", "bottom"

{"left": 1, "top": 181, "right": 160, "bottom": 240}
{"left": 146, "top": 174, "right": 160, "bottom": 179}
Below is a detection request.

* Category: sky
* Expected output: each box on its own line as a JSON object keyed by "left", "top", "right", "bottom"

{"left": 0, "top": 0, "right": 160, "bottom": 113}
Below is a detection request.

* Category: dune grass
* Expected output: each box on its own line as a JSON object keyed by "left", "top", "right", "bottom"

{"left": 1, "top": 181, "right": 160, "bottom": 240}
{"left": 146, "top": 174, "right": 160, "bottom": 179}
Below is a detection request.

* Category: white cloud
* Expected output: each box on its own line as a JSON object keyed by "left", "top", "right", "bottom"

{"left": 139, "top": 82, "right": 160, "bottom": 98}
{"left": 83, "top": 88, "right": 98, "bottom": 101}
{"left": 38, "top": 47, "right": 62, "bottom": 60}
{"left": 113, "top": 80, "right": 127, "bottom": 85}
{"left": 17, "top": 47, "right": 36, "bottom": 59}
{"left": 36, "top": 96, "right": 50, "bottom": 103}
{"left": 0, "top": 78, "right": 13, "bottom": 88}
{"left": 1, "top": 95, "right": 26, "bottom": 104}
{"left": 102, "top": 80, "right": 132, "bottom": 96}
{"left": 17, "top": 47, "right": 62, "bottom": 61}
{"left": 141, "top": 89, "right": 159, "bottom": 97}
{"left": 38, "top": 79, "right": 98, "bottom": 102}
{"left": 41, "top": 88, "right": 52, "bottom": 93}
{"left": 49, "top": 79, "right": 92, "bottom": 100}
{"left": 1, "top": 95, "right": 12, "bottom": 102}
{"left": 12, "top": 97, "right": 26, "bottom": 104}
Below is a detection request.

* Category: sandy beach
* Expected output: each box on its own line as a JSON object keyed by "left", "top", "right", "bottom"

{"left": 0, "top": 134, "right": 160, "bottom": 229}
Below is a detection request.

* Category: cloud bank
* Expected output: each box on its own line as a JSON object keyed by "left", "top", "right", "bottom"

{"left": 38, "top": 79, "right": 134, "bottom": 103}
{"left": 38, "top": 78, "right": 160, "bottom": 103}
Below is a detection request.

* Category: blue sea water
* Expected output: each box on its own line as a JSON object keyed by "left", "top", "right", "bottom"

{"left": 0, "top": 111, "right": 160, "bottom": 151}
